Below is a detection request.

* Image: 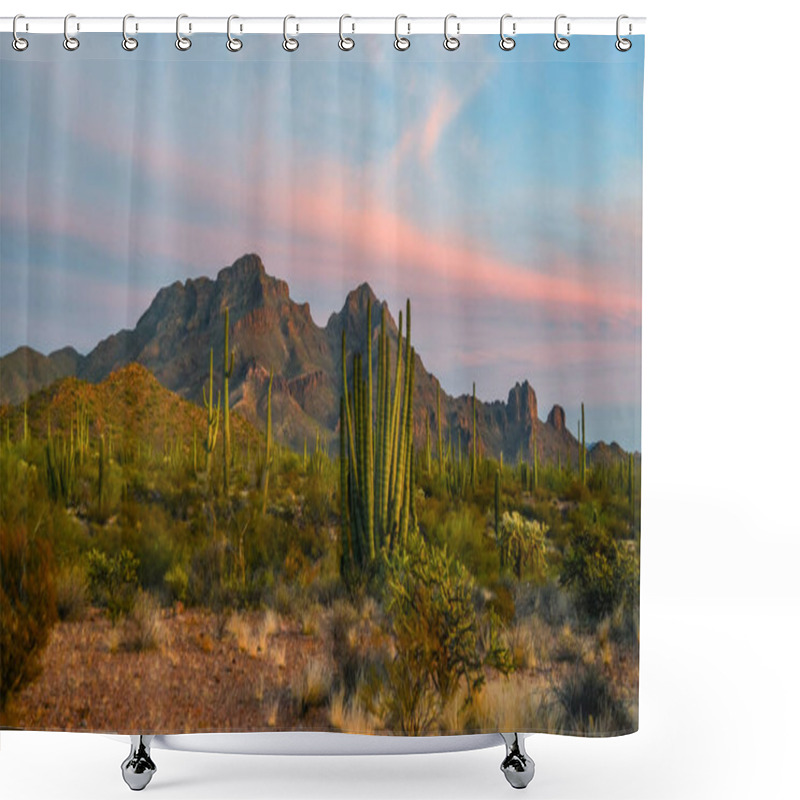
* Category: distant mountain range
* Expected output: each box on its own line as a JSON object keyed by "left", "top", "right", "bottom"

{"left": 0, "top": 253, "right": 631, "bottom": 464}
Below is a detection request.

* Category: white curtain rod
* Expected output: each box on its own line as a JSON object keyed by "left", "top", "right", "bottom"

{"left": 0, "top": 16, "right": 645, "bottom": 36}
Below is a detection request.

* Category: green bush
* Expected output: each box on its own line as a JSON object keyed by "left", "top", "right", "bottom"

{"left": 1, "top": 524, "right": 58, "bottom": 711}
{"left": 560, "top": 525, "right": 638, "bottom": 622}
{"left": 382, "top": 533, "right": 510, "bottom": 734}
{"left": 85, "top": 547, "right": 139, "bottom": 622}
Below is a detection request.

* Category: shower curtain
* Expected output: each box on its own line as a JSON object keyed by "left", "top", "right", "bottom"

{"left": 0, "top": 29, "right": 643, "bottom": 738}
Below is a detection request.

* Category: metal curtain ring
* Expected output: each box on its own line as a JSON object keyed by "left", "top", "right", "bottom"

{"left": 499, "top": 14, "right": 515, "bottom": 51}
{"left": 394, "top": 14, "right": 410, "bottom": 51}
{"left": 553, "top": 14, "right": 570, "bottom": 51}
{"left": 63, "top": 13, "right": 79, "bottom": 51}
{"left": 339, "top": 14, "right": 354, "bottom": 51}
{"left": 227, "top": 15, "right": 242, "bottom": 51}
{"left": 616, "top": 14, "right": 632, "bottom": 51}
{"left": 122, "top": 14, "right": 138, "bottom": 51}
{"left": 443, "top": 14, "right": 460, "bottom": 51}
{"left": 283, "top": 15, "right": 299, "bottom": 51}
{"left": 12, "top": 14, "right": 28, "bottom": 51}
{"left": 176, "top": 14, "right": 191, "bottom": 50}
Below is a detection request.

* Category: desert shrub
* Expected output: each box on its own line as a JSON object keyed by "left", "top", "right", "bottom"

{"left": 327, "top": 598, "right": 388, "bottom": 700}
{"left": 422, "top": 504, "right": 499, "bottom": 585}
{"left": 163, "top": 562, "right": 189, "bottom": 604}
{"left": 498, "top": 511, "right": 548, "bottom": 581}
{"left": 291, "top": 658, "right": 332, "bottom": 715}
{"left": 55, "top": 563, "right": 89, "bottom": 621}
{"left": 504, "top": 623, "right": 537, "bottom": 671}
{"left": 515, "top": 580, "right": 575, "bottom": 627}
{"left": 485, "top": 580, "right": 515, "bottom": 625}
{"left": 0, "top": 524, "right": 58, "bottom": 710}
{"left": 560, "top": 526, "right": 638, "bottom": 622}
{"left": 120, "top": 591, "right": 163, "bottom": 652}
{"left": 381, "top": 533, "right": 511, "bottom": 734}
{"left": 85, "top": 547, "right": 139, "bottom": 622}
{"left": 329, "top": 688, "right": 380, "bottom": 734}
{"left": 556, "top": 663, "right": 634, "bottom": 734}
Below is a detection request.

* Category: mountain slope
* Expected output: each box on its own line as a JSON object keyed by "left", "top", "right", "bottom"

{"left": 0, "top": 254, "right": 600, "bottom": 462}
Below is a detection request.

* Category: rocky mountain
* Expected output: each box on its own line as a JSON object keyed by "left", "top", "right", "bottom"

{"left": 0, "top": 253, "right": 600, "bottom": 462}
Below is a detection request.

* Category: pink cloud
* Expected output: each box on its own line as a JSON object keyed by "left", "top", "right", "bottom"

{"left": 6, "top": 111, "right": 641, "bottom": 329}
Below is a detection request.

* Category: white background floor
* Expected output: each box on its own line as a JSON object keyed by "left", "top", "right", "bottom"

{"left": 3, "top": 1, "right": 799, "bottom": 798}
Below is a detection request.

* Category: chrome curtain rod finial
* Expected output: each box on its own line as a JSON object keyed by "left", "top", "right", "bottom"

{"left": 12, "top": 14, "right": 28, "bottom": 51}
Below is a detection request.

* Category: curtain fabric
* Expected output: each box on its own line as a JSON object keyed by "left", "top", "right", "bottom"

{"left": 0, "top": 33, "right": 644, "bottom": 736}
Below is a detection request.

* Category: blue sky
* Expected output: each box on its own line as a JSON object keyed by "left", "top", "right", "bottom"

{"left": 0, "top": 33, "right": 643, "bottom": 448}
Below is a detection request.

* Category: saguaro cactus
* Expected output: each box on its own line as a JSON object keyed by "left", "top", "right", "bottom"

{"left": 222, "top": 308, "right": 235, "bottom": 493}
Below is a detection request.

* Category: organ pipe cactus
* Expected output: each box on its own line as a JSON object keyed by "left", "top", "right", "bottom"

{"left": 202, "top": 348, "right": 221, "bottom": 475}
{"left": 340, "top": 300, "right": 415, "bottom": 583}
{"left": 98, "top": 434, "right": 106, "bottom": 512}
{"left": 580, "top": 402, "right": 586, "bottom": 485}
{"left": 437, "top": 384, "right": 443, "bottom": 476}
{"left": 222, "top": 308, "right": 235, "bottom": 493}
{"left": 471, "top": 383, "right": 477, "bottom": 492}
{"left": 261, "top": 370, "right": 273, "bottom": 514}
{"left": 494, "top": 469, "right": 501, "bottom": 544}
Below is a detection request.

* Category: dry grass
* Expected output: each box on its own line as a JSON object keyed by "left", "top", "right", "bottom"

{"left": 55, "top": 565, "right": 88, "bottom": 622}
{"left": 119, "top": 592, "right": 164, "bottom": 652}
{"left": 505, "top": 622, "right": 537, "bottom": 671}
{"left": 291, "top": 657, "right": 332, "bottom": 714}
{"left": 226, "top": 608, "right": 283, "bottom": 657}
{"left": 440, "top": 675, "right": 560, "bottom": 733}
{"left": 553, "top": 623, "right": 585, "bottom": 662}
{"left": 301, "top": 603, "right": 324, "bottom": 636}
{"left": 328, "top": 688, "right": 380, "bottom": 734}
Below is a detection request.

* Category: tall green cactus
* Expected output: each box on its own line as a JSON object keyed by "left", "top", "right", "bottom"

{"left": 533, "top": 424, "right": 539, "bottom": 491}
{"left": 494, "top": 469, "right": 501, "bottom": 544}
{"left": 340, "top": 299, "right": 415, "bottom": 583}
{"left": 628, "top": 451, "right": 635, "bottom": 518}
{"left": 261, "top": 370, "right": 273, "bottom": 514}
{"left": 202, "top": 348, "right": 221, "bottom": 475}
{"left": 437, "top": 385, "right": 444, "bottom": 476}
{"left": 44, "top": 433, "right": 74, "bottom": 504}
{"left": 580, "top": 401, "right": 586, "bottom": 485}
{"left": 471, "top": 382, "right": 477, "bottom": 492}
{"left": 97, "top": 434, "right": 106, "bottom": 512}
{"left": 424, "top": 410, "right": 432, "bottom": 475}
{"left": 222, "top": 308, "right": 235, "bottom": 493}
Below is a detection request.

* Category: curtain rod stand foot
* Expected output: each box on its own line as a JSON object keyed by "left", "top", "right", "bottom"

{"left": 121, "top": 735, "right": 157, "bottom": 791}
{"left": 500, "top": 733, "right": 535, "bottom": 789}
